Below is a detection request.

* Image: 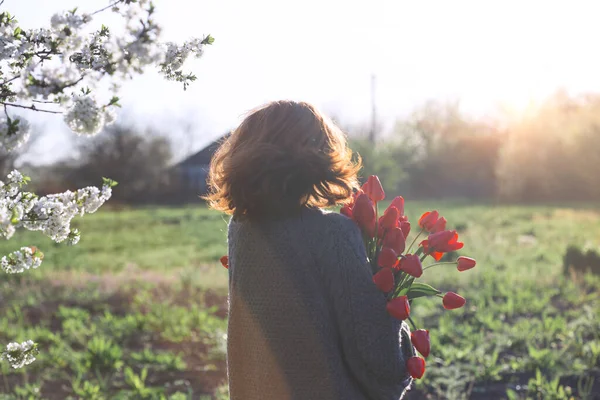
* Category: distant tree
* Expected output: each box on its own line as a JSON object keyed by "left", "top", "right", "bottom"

{"left": 329, "top": 114, "right": 409, "bottom": 195}
{"left": 348, "top": 137, "right": 410, "bottom": 196}
{"left": 496, "top": 92, "right": 600, "bottom": 202}
{"left": 69, "top": 123, "right": 173, "bottom": 204}
{"left": 392, "top": 101, "right": 503, "bottom": 199}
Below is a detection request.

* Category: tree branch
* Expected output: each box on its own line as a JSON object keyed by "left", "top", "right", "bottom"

{"left": 0, "top": 74, "right": 20, "bottom": 86}
{"left": 32, "top": 99, "right": 57, "bottom": 104}
{"left": 91, "top": 0, "right": 123, "bottom": 16}
{"left": 0, "top": 102, "right": 62, "bottom": 114}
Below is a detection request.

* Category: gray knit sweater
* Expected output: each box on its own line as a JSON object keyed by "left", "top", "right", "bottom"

{"left": 227, "top": 207, "right": 413, "bottom": 400}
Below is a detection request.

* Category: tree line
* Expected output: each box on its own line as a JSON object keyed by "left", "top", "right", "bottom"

{"left": 7, "top": 90, "right": 600, "bottom": 205}
{"left": 352, "top": 91, "right": 600, "bottom": 203}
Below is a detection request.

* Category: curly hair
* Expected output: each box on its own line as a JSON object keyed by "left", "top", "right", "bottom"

{"left": 204, "top": 100, "right": 362, "bottom": 219}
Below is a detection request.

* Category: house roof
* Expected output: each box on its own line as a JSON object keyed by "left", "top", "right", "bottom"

{"left": 176, "top": 132, "right": 230, "bottom": 167}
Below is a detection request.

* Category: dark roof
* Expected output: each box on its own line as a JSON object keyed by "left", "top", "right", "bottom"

{"left": 177, "top": 132, "right": 230, "bottom": 167}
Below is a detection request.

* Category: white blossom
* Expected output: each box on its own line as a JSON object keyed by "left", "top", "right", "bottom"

{"left": 0, "top": 170, "right": 113, "bottom": 243}
{"left": 0, "top": 17, "right": 24, "bottom": 61}
{"left": 71, "top": 31, "right": 112, "bottom": 72}
{"left": 22, "top": 182, "right": 113, "bottom": 242}
{"left": 21, "top": 64, "right": 81, "bottom": 100}
{"left": 67, "top": 229, "right": 81, "bottom": 245}
{"left": 0, "top": 206, "right": 15, "bottom": 240}
{"left": 1, "top": 247, "right": 43, "bottom": 274}
{"left": 1, "top": 341, "right": 38, "bottom": 369}
{"left": 161, "top": 38, "right": 206, "bottom": 77}
{"left": 50, "top": 12, "right": 92, "bottom": 32}
{"left": 104, "top": 107, "right": 117, "bottom": 126}
{"left": 0, "top": 1, "right": 211, "bottom": 138}
{"left": 0, "top": 118, "right": 30, "bottom": 152}
{"left": 0, "top": 0, "right": 208, "bottom": 369}
{"left": 28, "top": 28, "right": 53, "bottom": 45}
{"left": 64, "top": 95, "right": 105, "bottom": 135}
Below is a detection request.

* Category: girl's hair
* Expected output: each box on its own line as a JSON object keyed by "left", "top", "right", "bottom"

{"left": 204, "top": 100, "right": 362, "bottom": 218}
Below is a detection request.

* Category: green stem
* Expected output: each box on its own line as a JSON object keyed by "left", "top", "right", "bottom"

{"left": 375, "top": 228, "right": 389, "bottom": 267}
{"left": 407, "top": 316, "right": 418, "bottom": 331}
{"left": 422, "top": 261, "right": 456, "bottom": 271}
{"left": 406, "top": 228, "right": 424, "bottom": 254}
{"left": 375, "top": 201, "right": 379, "bottom": 233}
{"left": 388, "top": 271, "right": 406, "bottom": 300}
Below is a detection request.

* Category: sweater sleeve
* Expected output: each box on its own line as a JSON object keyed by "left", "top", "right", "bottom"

{"left": 318, "top": 214, "right": 413, "bottom": 400}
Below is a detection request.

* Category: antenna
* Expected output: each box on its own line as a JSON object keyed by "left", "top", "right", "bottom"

{"left": 369, "top": 74, "right": 377, "bottom": 144}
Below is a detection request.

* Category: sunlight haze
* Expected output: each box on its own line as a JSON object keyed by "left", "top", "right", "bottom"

{"left": 8, "top": 0, "right": 600, "bottom": 163}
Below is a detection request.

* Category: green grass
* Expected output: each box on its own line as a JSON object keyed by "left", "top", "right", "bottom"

{"left": 0, "top": 206, "right": 231, "bottom": 274}
{"left": 1, "top": 202, "right": 600, "bottom": 399}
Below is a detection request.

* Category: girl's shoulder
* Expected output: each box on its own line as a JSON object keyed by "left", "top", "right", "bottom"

{"left": 227, "top": 207, "right": 360, "bottom": 242}
{"left": 302, "top": 208, "right": 363, "bottom": 248}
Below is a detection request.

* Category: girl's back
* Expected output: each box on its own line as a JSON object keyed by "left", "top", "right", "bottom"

{"left": 206, "top": 100, "right": 413, "bottom": 400}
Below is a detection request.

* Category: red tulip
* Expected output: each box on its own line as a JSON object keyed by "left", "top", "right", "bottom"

{"left": 418, "top": 211, "right": 439, "bottom": 232}
{"left": 457, "top": 256, "right": 476, "bottom": 272}
{"left": 383, "top": 227, "right": 406, "bottom": 255}
{"left": 430, "top": 217, "right": 447, "bottom": 233}
{"left": 406, "top": 356, "right": 426, "bottom": 379}
{"left": 400, "top": 219, "right": 411, "bottom": 239}
{"left": 380, "top": 206, "right": 400, "bottom": 230}
{"left": 386, "top": 296, "right": 410, "bottom": 320}
{"left": 220, "top": 255, "right": 229, "bottom": 269}
{"left": 351, "top": 189, "right": 364, "bottom": 205}
{"left": 398, "top": 254, "right": 423, "bottom": 277}
{"left": 428, "top": 230, "right": 464, "bottom": 253}
{"left": 373, "top": 268, "right": 395, "bottom": 292}
{"left": 352, "top": 194, "right": 376, "bottom": 237}
{"left": 345, "top": 189, "right": 363, "bottom": 212}
{"left": 389, "top": 196, "right": 405, "bottom": 216}
{"left": 443, "top": 292, "right": 466, "bottom": 310}
{"left": 419, "top": 240, "right": 444, "bottom": 261}
{"left": 340, "top": 205, "right": 353, "bottom": 218}
{"left": 378, "top": 247, "right": 398, "bottom": 268}
{"left": 362, "top": 175, "right": 385, "bottom": 203}
{"left": 411, "top": 329, "right": 430, "bottom": 357}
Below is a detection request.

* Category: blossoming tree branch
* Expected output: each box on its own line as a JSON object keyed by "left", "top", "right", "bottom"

{"left": 0, "top": 0, "right": 212, "bottom": 368}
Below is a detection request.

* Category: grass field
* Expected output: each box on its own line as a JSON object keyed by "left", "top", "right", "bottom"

{"left": 1, "top": 202, "right": 599, "bottom": 399}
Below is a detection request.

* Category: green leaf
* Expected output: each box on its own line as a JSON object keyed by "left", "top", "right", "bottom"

{"left": 407, "top": 282, "right": 442, "bottom": 300}
{"left": 400, "top": 276, "right": 415, "bottom": 291}
{"left": 13, "top": 27, "right": 21, "bottom": 37}
{"left": 108, "top": 96, "right": 121, "bottom": 107}
{"left": 506, "top": 389, "right": 518, "bottom": 400}
{"left": 10, "top": 207, "right": 19, "bottom": 224}
{"left": 202, "top": 35, "right": 215, "bottom": 45}
{"left": 102, "top": 177, "right": 118, "bottom": 188}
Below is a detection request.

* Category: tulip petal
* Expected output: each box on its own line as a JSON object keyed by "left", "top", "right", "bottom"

{"left": 407, "top": 356, "right": 426, "bottom": 379}
{"left": 373, "top": 267, "right": 395, "bottom": 292}
{"left": 220, "top": 255, "right": 229, "bottom": 269}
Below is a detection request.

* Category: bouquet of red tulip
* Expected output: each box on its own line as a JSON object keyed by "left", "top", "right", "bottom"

{"left": 340, "top": 175, "right": 477, "bottom": 380}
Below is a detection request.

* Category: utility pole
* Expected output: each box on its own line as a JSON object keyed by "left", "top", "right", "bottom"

{"left": 369, "top": 73, "right": 377, "bottom": 144}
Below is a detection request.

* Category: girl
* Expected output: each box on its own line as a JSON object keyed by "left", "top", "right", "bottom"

{"left": 206, "top": 100, "right": 413, "bottom": 400}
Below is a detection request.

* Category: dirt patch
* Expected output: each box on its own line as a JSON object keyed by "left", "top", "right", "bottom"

{"left": 1, "top": 275, "right": 229, "bottom": 399}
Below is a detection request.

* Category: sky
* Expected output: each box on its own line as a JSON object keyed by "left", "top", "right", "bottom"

{"left": 8, "top": 0, "right": 600, "bottom": 163}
